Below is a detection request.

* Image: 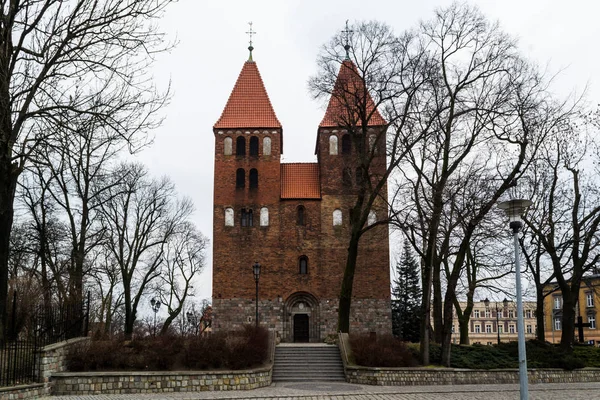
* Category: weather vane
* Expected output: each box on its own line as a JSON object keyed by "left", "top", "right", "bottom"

{"left": 342, "top": 20, "right": 353, "bottom": 60}
{"left": 246, "top": 22, "right": 256, "bottom": 61}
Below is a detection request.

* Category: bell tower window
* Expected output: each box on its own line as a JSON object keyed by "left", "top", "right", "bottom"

{"left": 236, "top": 136, "right": 246, "bottom": 156}
{"left": 224, "top": 137, "right": 233, "bottom": 155}
{"left": 241, "top": 208, "right": 253, "bottom": 227}
{"left": 297, "top": 205, "right": 305, "bottom": 226}
{"left": 236, "top": 168, "right": 245, "bottom": 189}
{"left": 341, "top": 134, "right": 351, "bottom": 155}
{"left": 249, "top": 136, "right": 259, "bottom": 156}
{"left": 249, "top": 168, "right": 258, "bottom": 189}
{"left": 299, "top": 256, "right": 308, "bottom": 275}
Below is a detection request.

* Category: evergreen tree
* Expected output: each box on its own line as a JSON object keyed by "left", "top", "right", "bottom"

{"left": 392, "top": 240, "right": 422, "bottom": 342}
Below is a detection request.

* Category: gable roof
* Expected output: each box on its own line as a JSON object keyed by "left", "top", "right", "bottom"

{"left": 319, "top": 60, "right": 387, "bottom": 128}
{"left": 214, "top": 61, "right": 282, "bottom": 129}
{"left": 281, "top": 163, "right": 321, "bottom": 199}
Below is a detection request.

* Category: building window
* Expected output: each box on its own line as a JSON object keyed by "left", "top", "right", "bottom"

{"left": 341, "top": 134, "right": 351, "bottom": 154}
{"left": 587, "top": 292, "right": 595, "bottom": 308}
{"left": 249, "top": 168, "right": 258, "bottom": 189}
{"left": 508, "top": 310, "right": 514, "bottom": 319}
{"left": 485, "top": 325, "right": 492, "bottom": 333}
{"left": 263, "top": 137, "right": 271, "bottom": 156}
{"left": 498, "top": 310, "right": 503, "bottom": 319}
{"left": 451, "top": 324, "right": 455, "bottom": 333}
{"left": 299, "top": 256, "right": 308, "bottom": 275}
{"left": 554, "top": 317, "right": 561, "bottom": 331}
{"left": 236, "top": 136, "right": 246, "bottom": 156}
{"left": 241, "top": 208, "right": 253, "bottom": 227}
{"left": 509, "top": 325, "right": 515, "bottom": 334}
{"left": 224, "top": 137, "right": 233, "bottom": 155}
{"left": 329, "top": 135, "right": 338, "bottom": 155}
{"left": 589, "top": 315, "right": 596, "bottom": 329}
{"left": 553, "top": 296, "right": 562, "bottom": 310}
{"left": 485, "top": 310, "right": 490, "bottom": 318}
{"left": 224, "top": 207, "right": 234, "bottom": 226}
{"left": 526, "top": 310, "right": 532, "bottom": 319}
{"left": 342, "top": 167, "right": 352, "bottom": 187}
{"left": 367, "top": 210, "right": 376, "bottom": 226}
{"left": 474, "top": 324, "right": 481, "bottom": 333}
{"left": 333, "top": 209, "right": 342, "bottom": 226}
{"left": 474, "top": 310, "right": 480, "bottom": 318}
{"left": 236, "top": 168, "right": 245, "bottom": 189}
{"left": 260, "top": 207, "right": 269, "bottom": 227}
{"left": 498, "top": 325, "right": 503, "bottom": 334}
{"left": 297, "top": 205, "right": 305, "bottom": 226}
{"left": 526, "top": 325, "right": 532, "bottom": 334}
{"left": 249, "top": 136, "right": 259, "bottom": 156}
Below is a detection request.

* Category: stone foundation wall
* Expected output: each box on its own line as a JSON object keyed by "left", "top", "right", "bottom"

{"left": 345, "top": 366, "right": 600, "bottom": 385}
{"left": 51, "top": 369, "right": 272, "bottom": 395}
{"left": 0, "top": 383, "right": 46, "bottom": 400}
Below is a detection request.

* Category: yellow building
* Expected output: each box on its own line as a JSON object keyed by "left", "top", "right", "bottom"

{"left": 543, "top": 273, "right": 600, "bottom": 345}
{"left": 450, "top": 299, "right": 537, "bottom": 345}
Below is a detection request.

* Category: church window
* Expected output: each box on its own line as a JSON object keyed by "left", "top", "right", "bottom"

{"left": 297, "top": 205, "right": 305, "bottom": 226}
{"left": 236, "top": 136, "right": 246, "bottom": 156}
{"left": 299, "top": 256, "right": 308, "bottom": 275}
{"left": 341, "top": 134, "right": 351, "bottom": 154}
{"left": 369, "top": 134, "right": 377, "bottom": 154}
{"left": 249, "top": 136, "right": 259, "bottom": 156}
{"left": 224, "top": 137, "right": 233, "bottom": 155}
{"left": 249, "top": 168, "right": 258, "bottom": 189}
{"left": 224, "top": 207, "right": 234, "bottom": 226}
{"left": 263, "top": 137, "right": 271, "bottom": 156}
{"left": 329, "top": 135, "right": 338, "bottom": 155}
{"left": 355, "top": 167, "right": 365, "bottom": 186}
{"left": 333, "top": 209, "right": 342, "bottom": 226}
{"left": 260, "top": 207, "right": 269, "bottom": 226}
{"left": 368, "top": 210, "right": 376, "bottom": 226}
{"left": 236, "top": 168, "right": 245, "bottom": 189}
{"left": 342, "top": 167, "right": 352, "bottom": 187}
{"left": 241, "top": 208, "right": 253, "bottom": 227}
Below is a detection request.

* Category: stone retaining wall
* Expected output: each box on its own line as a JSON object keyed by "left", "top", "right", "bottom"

{"left": 0, "top": 383, "right": 46, "bottom": 400}
{"left": 51, "top": 369, "right": 272, "bottom": 395}
{"left": 345, "top": 366, "right": 600, "bottom": 385}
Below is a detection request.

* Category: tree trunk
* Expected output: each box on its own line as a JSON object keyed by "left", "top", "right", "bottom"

{"left": 338, "top": 232, "right": 360, "bottom": 333}
{"left": 123, "top": 279, "right": 134, "bottom": 340}
{"left": 535, "top": 290, "right": 545, "bottom": 342}
{"left": 419, "top": 262, "right": 432, "bottom": 365}
{"left": 432, "top": 265, "right": 443, "bottom": 343}
{"left": 560, "top": 295, "right": 576, "bottom": 350}
{"left": 459, "top": 316, "right": 470, "bottom": 345}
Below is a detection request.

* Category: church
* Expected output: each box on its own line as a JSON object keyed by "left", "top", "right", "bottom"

{"left": 211, "top": 44, "right": 391, "bottom": 342}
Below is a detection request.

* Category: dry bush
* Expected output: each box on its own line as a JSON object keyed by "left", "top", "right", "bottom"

{"left": 349, "top": 333, "right": 418, "bottom": 367}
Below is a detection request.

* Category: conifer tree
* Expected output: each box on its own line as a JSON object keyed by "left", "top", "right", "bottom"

{"left": 392, "top": 240, "right": 422, "bottom": 342}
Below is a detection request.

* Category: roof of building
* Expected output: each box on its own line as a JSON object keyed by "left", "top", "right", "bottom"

{"left": 319, "top": 60, "right": 387, "bottom": 128}
{"left": 281, "top": 163, "right": 321, "bottom": 199}
{"left": 214, "top": 61, "right": 282, "bottom": 129}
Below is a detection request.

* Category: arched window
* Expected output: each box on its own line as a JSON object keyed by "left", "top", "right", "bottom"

{"left": 333, "top": 209, "right": 342, "bottom": 226}
{"left": 249, "top": 168, "right": 258, "bottom": 189}
{"left": 341, "top": 134, "right": 351, "bottom": 155}
{"left": 342, "top": 167, "right": 352, "bottom": 187}
{"left": 368, "top": 210, "right": 377, "bottom": 226}
{"left": 329, "top": 135, "right": 338, "bottom": 155}
{"left": 249, "top": 136, "right": 259, "bottom": 156}
{"left": 297, "top": 205, "right": 305, "bottom": 226}
{"left": 355, "top": 167, "right": 365, "bottom": 186}
{"left": 241, "top": 208, "right": 253, "bottom": 227}
{"left": 236, "top": 136, "right": 246, "bottom": 156}
{"left": 224, "top": 137, "right": 233, "bottom": 155}
{"left": 236, "top": 168, "right": 245, "bottom": 189}
{"left": 299, "top": 256, "right": 308, "bottom": 275}
{"left": 260, "top": 207, "right": 269, "bottom": 226}
{"left": 369, "top": 134, "right": 377, "bottom": 154}
{"left": 263, "top": 137, "right": 271, "bottom": 156}
{"left": 225, "top": 207, "right": 234, "bottom": 226}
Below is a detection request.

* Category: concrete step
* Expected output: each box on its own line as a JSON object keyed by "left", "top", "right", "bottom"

{"left": 272, "top": 344, "right": 345, "bottom": 382}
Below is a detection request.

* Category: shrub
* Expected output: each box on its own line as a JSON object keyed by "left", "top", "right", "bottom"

{"left": 349, "top": 334, "right": 418, "bottom": 367}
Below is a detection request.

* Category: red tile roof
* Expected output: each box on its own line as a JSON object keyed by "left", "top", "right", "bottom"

{"left": 214, "top": 61, "right": 282, "bottom": 129}
{"left": 281, "top": 163, "right": 321, "bottom": 199}
{"left": 319, "top": 60, "right": 387, "bottom": 128}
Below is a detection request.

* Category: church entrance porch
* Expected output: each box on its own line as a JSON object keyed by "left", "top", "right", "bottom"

{"left": 284, "top": 292, "right": 320, "bottom": 342}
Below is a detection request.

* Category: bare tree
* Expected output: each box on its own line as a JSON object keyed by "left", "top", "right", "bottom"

{"left": 99, "top": 163, "right": 193, "bottom": 339}
{"left": 0, "top": 0, "right": 172, "bottom": 340}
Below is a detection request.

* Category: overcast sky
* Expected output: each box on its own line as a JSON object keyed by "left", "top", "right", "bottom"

{"left": 136, "top": 0, "right": 600, "bottom": 301}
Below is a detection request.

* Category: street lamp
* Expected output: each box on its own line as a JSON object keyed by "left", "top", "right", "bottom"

{"left": 253, "top": 262, "right": 261, "bottom": 328}
{"left": 150, "top": 297, "right": 161, "bottom": 337}
{"left": 484, "top": 297, "right": 508, "bottom": 345}
{"left": 498, "top": 199, "right": 532, "bottom": 400}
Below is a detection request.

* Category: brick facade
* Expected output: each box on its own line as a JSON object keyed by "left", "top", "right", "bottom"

{"left": 212, "top": 60, "right": 391, "bottom": 342}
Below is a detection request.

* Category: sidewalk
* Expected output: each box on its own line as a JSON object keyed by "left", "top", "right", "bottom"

{"left": 40, "top": 381, "right": 600, "bottom": 400}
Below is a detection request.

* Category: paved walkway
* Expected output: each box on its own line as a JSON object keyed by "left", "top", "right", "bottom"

{"left": 40, "top": 381, "right": 600, "bottom": 399}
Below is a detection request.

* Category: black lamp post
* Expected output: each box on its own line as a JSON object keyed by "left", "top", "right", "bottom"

{"left": 253, "top": 262, "right": 261, "bottom": 328}
{"left": 150, "top": 297, "right": 161, "bottom": 337}
{"left": 484, "top": 297, "right": 505, "bottom": 345}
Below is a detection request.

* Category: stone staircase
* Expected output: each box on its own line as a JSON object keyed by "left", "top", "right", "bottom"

{"left": 272, "top": 344, "right": 346, "bottom": 382}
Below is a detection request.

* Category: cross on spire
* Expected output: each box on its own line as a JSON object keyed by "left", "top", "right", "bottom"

{"left": 246, "top": 22, "right": 256, "bottom": 61}
{"left": 342, "top": 20, "right": 353, "bottom": 60}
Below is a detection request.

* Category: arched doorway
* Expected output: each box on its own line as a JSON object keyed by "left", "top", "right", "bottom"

{"left": 284, "top": 292, "right": 320, "bottom": 343}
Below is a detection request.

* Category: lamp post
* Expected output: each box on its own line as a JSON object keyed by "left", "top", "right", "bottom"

{"left": 484, "top": 298, "right": 500, "bottom": 345}
{"left": 253, "top": 262, "right": 261, "bottom": 328}
{"left": 150, "top": 297, "right": 161, "bottom": 337}
{"left": 498, "top": 199, "right": 532, "bottom": 400}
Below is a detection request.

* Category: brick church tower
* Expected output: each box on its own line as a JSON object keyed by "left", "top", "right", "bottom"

{"left": 212, "top": 48, "right": 391, "bottom": 342}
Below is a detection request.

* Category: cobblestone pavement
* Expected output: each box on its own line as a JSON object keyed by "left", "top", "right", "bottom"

{"left": 39, "top": 382, "right": 600, "bottom": 400}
